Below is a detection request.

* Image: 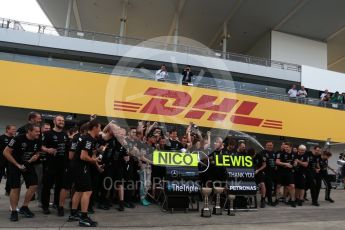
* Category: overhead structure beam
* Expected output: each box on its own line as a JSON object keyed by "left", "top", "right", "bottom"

{"left": 64, "top": 0, "right": 73, "bottom": 36}
{"left": 167, "top": 0, "right": 186, "bottom": 45}
{"left": 73, "top": 0, "right": 83, "bottom": 31}
{"left": 273, "top": 0, "right": 309, "bottom": 30}
{"left": 328, "top": 55, "right": 345, "bottom": 68}
{"left": 208, "top": 0, "right": 243, "bottom": 48}
{"left": 326, "top": 25, "right": 345, "bottom": 41}
{"left": 119, "top": 0, "right": 129, "bottom": 37}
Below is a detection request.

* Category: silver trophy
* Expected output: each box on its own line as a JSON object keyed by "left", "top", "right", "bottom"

{"left": 227, "top": 194, "right": 236, "bottom": 216}
{"left": 213, "top": 187, "right": 224, "bottom": 215}
{"left": 201, "top": 188, "right": 212, "bottom": 217}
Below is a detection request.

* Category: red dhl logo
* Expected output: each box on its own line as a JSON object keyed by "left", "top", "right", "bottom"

{"left": 114, "top": 87, "right": 283, "bottom": 130}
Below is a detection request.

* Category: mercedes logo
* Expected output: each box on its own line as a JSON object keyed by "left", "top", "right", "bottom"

{"left": 170, "top": 170, "right": 178, "bottom": 178}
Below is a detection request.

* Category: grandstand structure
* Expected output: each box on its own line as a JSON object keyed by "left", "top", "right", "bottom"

{"left": 1, "top": 0, "right": 345, "bottom": 165}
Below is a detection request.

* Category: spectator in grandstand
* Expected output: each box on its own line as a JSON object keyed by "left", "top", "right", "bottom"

{"left": 297, "top": 86, "right": 308, "bottom": 103}
{"left": 287, "top": 84, "right": 298, "bottom": 102}
{"left": 320, "top": 90, "right": 331, "bottom": 107}
{"left": 320, "top": 90, "right": 331, "bottom": 102}
{"left": 155, "top": 64, "right": 168, "bottom": 82}
{"left": 181, "top": 65, "right": 194, "bottom": 85}
{"left": 331, "top": 91, "right": 343, "bottom": 104}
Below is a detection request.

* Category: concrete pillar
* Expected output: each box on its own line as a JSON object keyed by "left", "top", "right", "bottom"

{"left": 64, "top": 0, "right": 73, "bottom": 36}
{"left": 222, "top": 22, "right": 227, "bottom": 58}
{"left": 119, "top": 0, "right": 129, "bottom": 37}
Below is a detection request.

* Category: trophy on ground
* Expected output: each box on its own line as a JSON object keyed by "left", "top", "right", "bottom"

{"left": 201, "top": 188, "right": 212, "bottom": 217}
{"left": 213, "top": 187, "right": 224, "bottom": 215}
{"left": 227, "top": 194, "right": 236, "bottom": 216}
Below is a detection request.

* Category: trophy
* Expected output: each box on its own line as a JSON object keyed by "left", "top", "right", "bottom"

{"left": 227, "top": 194, "right": 236, "bottom": 216}
{"left": 213, "top": 187, "right": 224, "bottom": 215}
{"left": 201, "top": 188, "right": 212, "bottom": 217}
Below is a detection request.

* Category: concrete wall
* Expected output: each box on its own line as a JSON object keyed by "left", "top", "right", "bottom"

{"left": 302, "top": 65, "right": 345, "bottom": 92}
{"left": 271, "top": 31, "right": 327, "bottom": 69}
{"left": 0, "top": 28, "right": 301, "bottom": 82}
{"left": 247, "top": 32, "right": 271, "bottom": 59}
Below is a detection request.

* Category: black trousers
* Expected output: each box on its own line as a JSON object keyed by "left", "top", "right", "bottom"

{"left": 89, "top": 168, "right": 100, "bottom": 209}
{"left": 264, "top": 172, "right": 277, "bottom": 202}
{"left": 305, "top": 172, "right": 321, "bottom": 203}
{"left": 320, "top": 172, "right": 332, "bottom": 199}
{"left": 41, "top": 162, "right": 65, "bottom": 209}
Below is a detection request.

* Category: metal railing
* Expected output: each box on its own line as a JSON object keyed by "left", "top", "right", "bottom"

{"left": 0, "top": 51, "right": 343, "bottom": 111}
{"left": 0, "top": 17, "right": 301, "bottom": 72}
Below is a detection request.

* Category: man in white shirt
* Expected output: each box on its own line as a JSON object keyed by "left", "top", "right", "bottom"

{"left": 288, "top": 84, "right": 298, "bottom": 102}
{"left": 155, "top": 64, "right": 169, "bottom": 82}
{"left": 297, "top": 86, "right": 308, "bottom": 103}
{"left": 320, "top": 90, "right": 329, "bottom": 101}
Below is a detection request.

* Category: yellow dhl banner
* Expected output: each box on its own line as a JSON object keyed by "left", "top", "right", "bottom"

{"left": 1, "top": 60, "right": 345, "bottom": 142}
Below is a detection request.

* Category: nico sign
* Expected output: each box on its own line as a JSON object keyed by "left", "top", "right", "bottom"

{"left": 153, "top": 151, "right": 199, "bottom": 167}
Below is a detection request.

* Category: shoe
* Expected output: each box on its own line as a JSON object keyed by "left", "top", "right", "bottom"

{"left": 128, "top": 202, "right": 135, "bottom": 209}
{"left": 10, "top": 211, "right": 18, "bottom": 222}
{"left": 304, "top": 198, "right": 309, "bottom": 201}
{"left": 31, "top": 194, "right": 36, "bottom": 201}
{"left": 297, "top": 199, "right": 303, "bottom": 206}
{"left": 57, "top": 206, "right": 64, "bottom": 216}
{"left": 260, "top": 199, "right": 266, "bottom": 208}
{"left": 326, "top": 198, "right": 335, "bottom": 203}
{"left": 68, "top": 213, "right": 80, "bottom": 222}
{"left": 97, "top": 203, "right": 110, "bottom": 210}
{"left": 118, "top": 201, "right": 125, "bottom": 211}
{"left": 286, "top": 199, "right": 291, "bottom": 205}
{"left": 273, "top": 200, "right": 279, "bottom": 206}
{"left": 290, "top": 201, "right": 296, "bottom": 208}
{"left": 79, "top": 216, "right": 98, "bottom": 227}
{"left": 19, "top": 206, "right": 35, "bottom": 218}
{"left": 141, "top": 199, "right": 151, "bottom": 206}
{"left": 42, "top": 207, "right": 51, "bottom": 215}
{"left": 312, "top": 202, "right": 320, "bottom": 206}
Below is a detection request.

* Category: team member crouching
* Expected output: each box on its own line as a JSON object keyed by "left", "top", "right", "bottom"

{"left": 69, "top": 120, "right": 102, "bottom": 227}
{"left": 3, "top": 124, "right": 41, "bottom": 221}
{"left": 250, "top": 148, "right": 266, "bottom": 208}
{"left": 294, "top": 145, "right": 309, "bottom": 206}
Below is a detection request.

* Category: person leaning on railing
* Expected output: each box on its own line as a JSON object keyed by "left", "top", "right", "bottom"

{"left": 155, "top": 64, "right": 168, "bottom": 82}
{"left": 287, "top": 84, "right": 298, "bottom": 102}
{"left": 297, "top": 86, "right": 308, "bottom": 104}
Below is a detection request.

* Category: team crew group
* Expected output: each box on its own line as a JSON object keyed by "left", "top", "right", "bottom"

{"left": 0, "top": 112, "right": 336, "bottom": 227}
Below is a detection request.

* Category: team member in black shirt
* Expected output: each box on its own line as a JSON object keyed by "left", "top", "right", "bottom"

{"left": 168, "top": 129, "right": 183, "bottom": 151}
{"left": 320, "top": 151, "right": 336, "bottom": 203}
{"left": 306, "top": 146, "right": 322, "bottom": 206}
{"left": 294, "top": 145, "right": 309, "bottom": 206}
{"left": 276, "top": 142, "right": 296, "bottom": 207}
{"left": 251, "top": 148, "right": 266, "bottom": 208}
{"left": 71, "top": 120, "right": 102, "bottom": 227}
{"left": 0, "top": 125, "right": 16, "bottom": 195}
{"left": 261, "top": 142, "right": 277, "bottom": 206}
{"left": 208, "top": 137, "right": 227, "bottom": 187}
{"left": 3, "top": 124, "right": 41, "bottom": 221}
{"left": 16, "top": 112, "right": 42, "bottom": 136}
{"left": 41, "top": 115, "right": 69, "bottom": 216}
